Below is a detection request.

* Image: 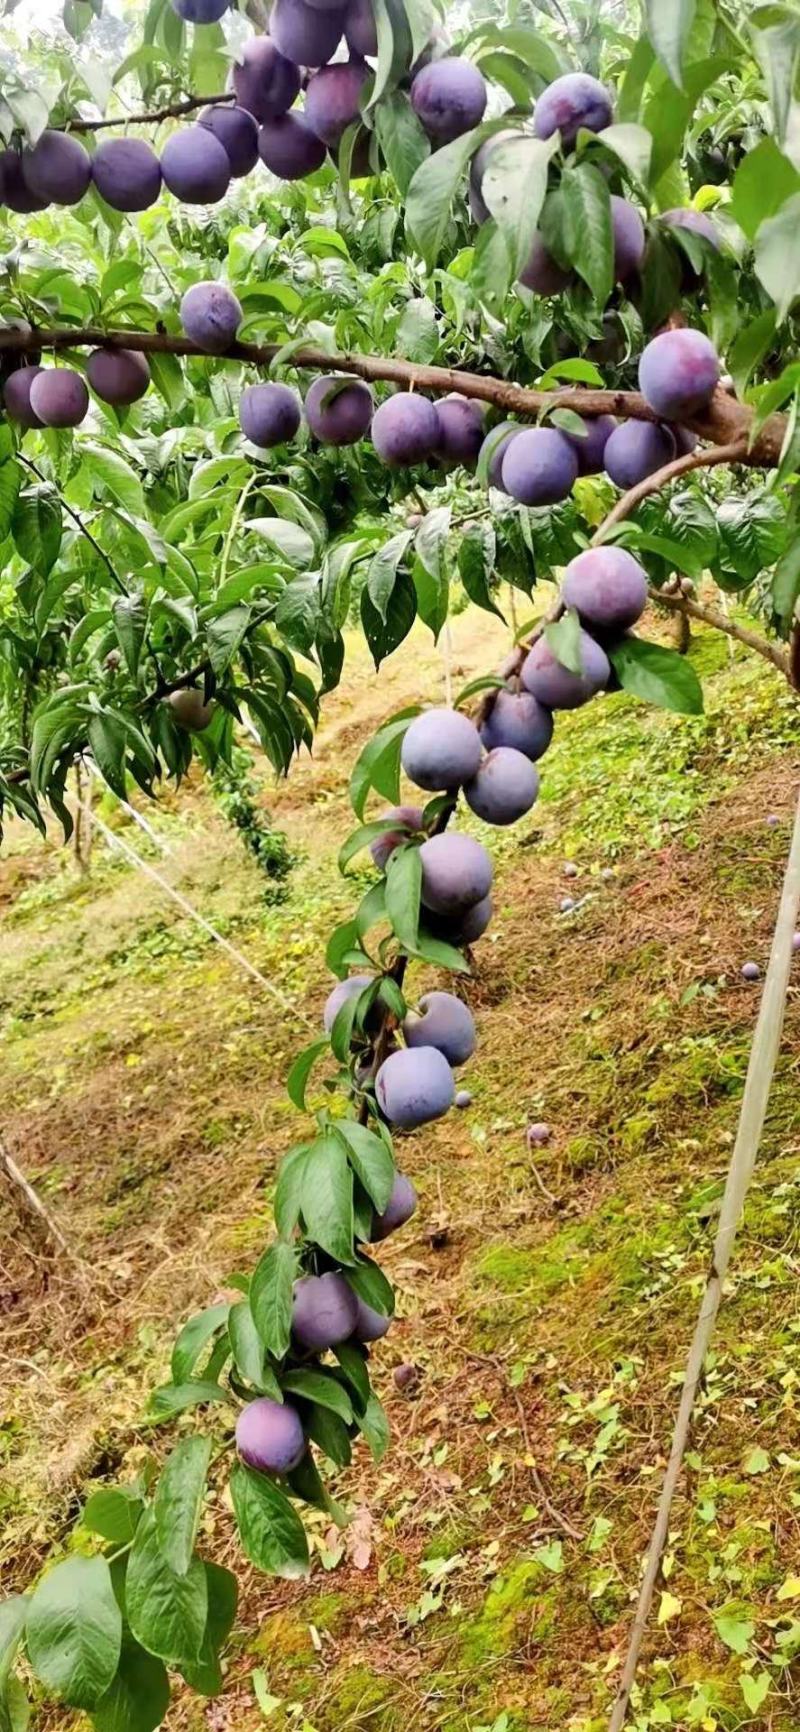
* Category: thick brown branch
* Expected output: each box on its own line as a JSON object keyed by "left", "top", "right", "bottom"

{"left": 657, "top": 593, "right": 789, "bottom": 675}
{"left": 591, "top": 441, "right": 750, "bottom": 544}
{"left": 0, "top": 327, "right": 786, "bottom": 464}
{"left": 65, "top": 93, "right": 233, "bottom": 132}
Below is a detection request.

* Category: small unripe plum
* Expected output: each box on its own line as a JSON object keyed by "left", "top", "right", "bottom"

{"left": 372, "top": 1172, "right": 417, "bottom": 1240}
{"left": 305, "top": 57, "right": 368, "bottom": 146}
{"left": 353, "top": 1298, "right": 390, "bottom": 1341}
{"left": 323, "top": 972, "right": 374, "bottom": 1033}
{"left": 527, "top": 1121, "right": 551, "bottom": 1146}
{"left": 168, "top": 687, "right": 214, "bottom": 730}
{"left": 376, "top": 1045, "right": 454, "bottom": 1129}
{"left": 766, "top": 814, "right": 780, "bottom": 827}
{"left": 270, "top": 0, "right": 345, "bottom": 65}
{"left": 401, "top": 708, "right": 482, "bottom": 792}
{"left": 236, "top": 1396, "right": 305, "bottom": 1474}
{"left": 521, "top": 630, "right": 610, "bottom": 710}
{"left": 455, "top": 1089, "right": 471, "bottom": 1109}
{"left": 611, "top": 195, "right": 645, "bottom": 283}
{"left": 370, "top": 805, "right": 424, "bottom": 870}
{"left": 292, "top": 1272, "right": 359, "bottom": 1349}
{"left": 533, "top": 72, "right": 612, "bottom": 147}
{"left": 86, "top": 349, "right": 150, "bottom": 407}
{"left": 345, "top": 0, "right": 377, "bottom": 56}
{"left": 161, "top": 126, "right": 231, "bottom": 203}
{"left": 29, "top": 369, "right": 89, "bottom": 429}
{"left": 393, "top": 1360, "right": 418, "bottom": 1390}
{"left": 172, "top": 0, "right": 229, "bottom": 18}
{"left": 403, "top": 990, "right": 476, "bottom": 1067}
{"left": 180, "top": 280, "right": 242, "bottom": 353}
{"left": 563, "top": 414, "right": 616, "bottom": 476}
{"left": 464, "top": 747, "right": 539, "bottom": 827}
{"left": 91, "top": 138, "right": 162, "bottom": 211}
{"left": 232, "top": 35, "right": 302, "bottom": 118}
{"left": 0, "top": 149, "right": 48, "bottom": 213}
{"left": 562, "top": 547, "right": 648, "bottom": 631}
{"left": 259, "top": 113, "right": 327, "bottom": 180}
{"left": 482, "top": 422, "right": 520, "bottom": 491}
{"left": 419, "top": 831, "right": 493, "bottom": 916}
{"left": 199, "top": 104, "right": 259, "bottom": 177}
{"left": 239, "top": 382, "right": 301, "bottom": 447}
{"left": 22, "top": 130, "right": 91, "bottom": 206}
{"left": 560, "top": 896, "right": 575, "bottom": 913}
{"left": 411, "top": 56, "right": 487, "bottom": 145}
{"left": 638, "top": 329, "right": 720, "bottom": 421}
{"left": 501, "top": 427, "right": 578, "bottom": 507}
{"left": 480, "top": 689, "right": 553, "bottom": 762}
{"left": 305, "top": 375, "right": 373, "bottom": 445}
{"left": 371, "top": 393, "right": 438, "bottom": 466}
{"left": 741, "top": 961, "right": 761, "bottom": 982}
{"left": 434, "top": 394, "right": 485, "bottom": 467}
{"left": 3, "top": 366, "right": 43, "bottom": 428}
{"left": 604, "top": 420, "right": 676, "bottom": 487}
{"left": 518, "top": 233, "right": 573, "bottom": 295}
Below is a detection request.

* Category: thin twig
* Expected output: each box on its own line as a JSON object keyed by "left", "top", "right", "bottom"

{"left": 64, "top": 91, "right": 233, "bottom": 132}
{"left": 657, "top": 592, "right": 789, "bottom": 675}
{"left": 590, "top": 441, "right": 750, "bottom": 543}
{"left": 0, "top": 1135, "right": 78, "bottom": 1260}
{"left": 17, "top": 453, "right": 127, "bottom": 596}
{"left": 608, "top": 785, "right": 800, "bottom": 1731}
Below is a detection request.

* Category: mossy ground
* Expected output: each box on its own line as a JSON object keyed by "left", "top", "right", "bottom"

{"left": 3, "top": 599, "right": 800, "bottom": 1731}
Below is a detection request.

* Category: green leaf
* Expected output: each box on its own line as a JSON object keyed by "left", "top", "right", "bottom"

{"left": 335, "top": 1121, "right": 395, "bottom": 1212}
{"left": 333, "top": 1341, "right": 371, "bottom": 1411}
{"left": 178, "top": 1561, "right": 237, "bottom": 1698}
{"left": 345, "top": 1256, "right": 395, "bottom": 1318}
{"left": 0, "top": 1600, "right": 28, "bottom": 1684}
{"left": 82, "top": 443, "right": 145, "bottom": 516}
{"left": 12, "top": 489, "right": 62, "bottom": 575}
{"left": 274, "top": 1144, "right": 310, "bottom": 1237}
{"left": 153, "top": 1437, "right": 211, "bottom": 1577}
{"left": 357, "top": 1392, "right": 390, "bottom": 1462}
{"left": 645, "top": 0, "right": 696, "bottom": 87}
{"left": 250, "top": 1240, "right": 296, "bottom": 1360}
{"left": 470, "top": 218, "right": 512, "bottom": 315}
{"left": 609, "top": 636, "right": 703, "bottom": 714}
{"left": 458, "top": 521, "right": 503, "bottom": 619}
{"left": 90, "top": 1635, "right": 170, "bottom": 1732}
{"left": 81, "top": 1488, "right": 144, "bottom": 1547}
{"left": 561, "top": 163, "right": 613, "bottom": 305}
{"left": 338, "top": 819, "right": 409, "bottom": 873}
{"left": 230, "top": 1463, "right": 309, "bottom": 1579}
{"left": 304, "top": 1405, "right": 352, "bottom": 1467}
{"left": 728, "top": 308, "right": 777, "bottom": 396}
{"left": 126, "top": 1509, "right": 207, "bottom": 1666}
{"left": 545, "top": 608, "right": 583, "bottom": 676}
{"left": 384, "top": 842, "right": 421, "bottom": 951}
{"left": 374, "top": 90, "right": 429, "bottom": 195}
{"left": 367, "top": 532, "right": 414, "bottom": 623}
{"left": 349, "top": 710, "right": 418, "bottom": 820}
{"left": 410, "top": 929, "right": 471, "bottom": 973}
{"left": 299, "top": 1131, "right": 354, "bottom": 1264}
{"left": 588, "top": 122, "right": 652, "bottom": 184}
{"left": 754, "top": 193, "right": 800, "bottom": 320}
{"left": 730, "top": 138, "right": 800, "bottom": 241}
{"left": 206, "top": 605, "right": 251, "bottom": 677}
{"left": 26, "top": 1557, "right": 122, "bottom": 1709}
{"left": 750, "top": 5, "right": 800, "bottom": 144}
{"left": 287, "top": 1452, "right": 347, "bottom": 1523}
{"left": 414, "top": 505, "right": 450, "bottom": 586}
{"left": 285, "top": 1037, "right": 329, "bottom": 1111}
{"left": 714, "top": 1610, "right": 754, "bottom": 1655}
{"left": 361, "top": 564, "right": 417, "bottom": 668}
{"left": 229, "top": 1300, "right": 281, "bottom": 1396}
{"left": 772, "top": 531, "right": 800, "bottom": 627}
{"left": 740, "top": 1672, "right": 770, "bottom": 1715}
{"left": 482, "top": 134, "right": 556, "bottom": 280}
{"left": 0, "top": 460, "right": 21, "bottom": 540}
{"left": 88, "top": 712, "right": 127, "bottom": 800}
{"left": 282, "top": 1367, "right": 354, "bottom": 1422}
{"left": 148, "top": 1381, "right": 232, "bottom": 1419}
{"left": 171, "top": 1304, "right": 229, "bottom": 1385}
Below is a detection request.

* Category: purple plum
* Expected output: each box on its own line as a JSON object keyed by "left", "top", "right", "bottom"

{"left": 673, "top": 426, "right": 699, "bottom": 456}
{"left": 232, "top": 36, "right": 302, "bottom": 119}
{"left": 741, "top": 961, "right": 761, "bottom": 982}
{"left": 401, "top": 708, "right": 482, "bottom": 792}
{"left": 270, "top": 0, "right": 345, "bottom": 65}
{"left": 259, "top": 113, "right": 327, "bottom": 179}
{"left": 521, "top": 630, "right": 610, "bottom": 710}
{"left": 172, "top": 0, "right": 229, "bottom": 18}
{"left": 353, "top": 1298, "right": 390, "bottom": 1341}
{"left": 533, "top": 72, "right": 612, "bottom": 147}
{"left": 345, "top": 0, "right": 377, "bottom": 56}
{"left": 0, "top": 149, "right": 48, "bottom": 213}
{"left": 501, "top": 427, "right": 579, "bottom": 506}
{"left": 393, "top": 1361, "right": 418, "bottom": 1390}
{"left": 563, "top": 414, "right": 616, "bottom": 476}
{"left": 603, "top": 420, "right": 676, "bottom": 487}
{"left": 464, "top": 747, "right": 540, "bottom": 826}
{"left": 611, "top": 195, "right": 645, "bottom": 283}
{"left": 455, "top": 1089, "right": 471, "bottom": 1109}
{"left": 236, "top": 1397, "right": 305, "bottom": 1474}
{"left": 371, "top": 1172, "right": 417, "bottom": 1240}
{"left": 292, "top": 1272, "right": 359, "bottom": 1349}
{"left": 305, "top": 58, "right": 368, "bottom": 147}
{"left": 419, "top": 831, "right": 493, "bottom": 916}
{"left": 91, "top": 138, "right": 162, "bottom": 211}
{"left": 527, "top": 1121, "right": 551, "bottom": 1146}
{"left": 376, "top": 1046, "right": 454, "bottom": 1129}
{"left": 483, "top": 422, "right": 520, "bottom": 490}
{"left": 434, "top": 394, "right": 485, "bottom": 466}
{"left": 3, "top": 366, "right": 43, "bottom": 428}
{"left": 370, "top": 806, "right": 425, "bottom": 870}
{"left": 518, "top": 233, "right": 574, "bottom": 295}
{"left": 168, "top": 689, "right": 214, "bottom": 730}
{"left": 411, "top": 56, "right": 487, "bottom": 145}
{"left": 793, "top": 931, "right": 800, "bottom": 950}
{"left": 428, "top": 892, "right": 493, "bottom": 945}
{"left": 371, "top": 393, "right": 439, "bottom": 466}
{"left": 638, "top": 329, "right": 720, "bottom": 421}
{"left": 323, "top": 972, "right": 375, "bottom": 1033}
{"left": 305, "top": 375, "right": 373, "bottom": 445}
{"left": 480, "top": 689, "right": 553, "bottom": 761}
{"left": 160, "top": 126, "right": 231, "bottom": 203}
{"left": 22, "top": 131, "right": 91, "bottom": 205}
{"left": 86, "top": 349, "right": 150, "bottom": 407}
{"left": 239, "top": 382, "right": 301, "bottom": 447}
{"left": 199, "top": 104, "right": 259, "bottom": 177}
{"left": 403, "top": 990, "right": 476, "bottom": 1066}
{"left": 28, "top": 369, "right": 88, "bottom": 429}
{"left": 561, "top": 547, "right": 648, "bottom": 630}
{"left": 180, "top": 280, "right": 242, "bottom": 352}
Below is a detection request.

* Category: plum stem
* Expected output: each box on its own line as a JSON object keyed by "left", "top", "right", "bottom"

{"left": 64, "top": 92, "right": 235, "bottom": 132}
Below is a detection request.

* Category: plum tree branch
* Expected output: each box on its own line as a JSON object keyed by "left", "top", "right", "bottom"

{"left": 17, "top": 453, "right": 128, "bottom": 596}
{"left": 656, "top": 592, "right": 790, "bottom": 674}
{"left": 0, "top": 327, "right": 788, "bottom": 465}
{"left": 64, "top": 92, "right": 234, "bottom": 132}
{"left": 590, "top": 441, "right": 750, "bottom": 543}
